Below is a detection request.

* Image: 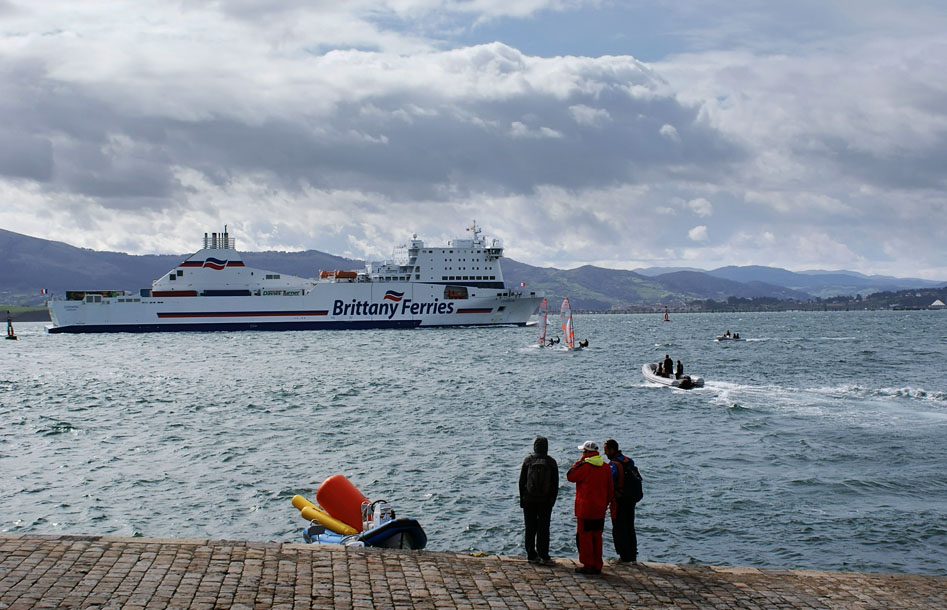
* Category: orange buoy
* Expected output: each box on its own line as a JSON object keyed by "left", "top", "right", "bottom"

{"left": 316, "top": 474, "right": 369, "bottom": 532}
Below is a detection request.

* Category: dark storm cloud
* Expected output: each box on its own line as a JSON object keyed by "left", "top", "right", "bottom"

{"left": 0, "top": 51, "right": 738, "bottom": 209}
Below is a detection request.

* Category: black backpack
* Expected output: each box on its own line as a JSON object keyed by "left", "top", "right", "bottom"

{"left": 525, "top": 459, "right": 553, "bottom": 498}
{"left": 616, "top": 458, "right": 643, "bottom": 503}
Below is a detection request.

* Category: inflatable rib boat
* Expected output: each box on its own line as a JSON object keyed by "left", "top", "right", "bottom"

{"left": 303, "top": 517, "right": 427, "bottom": 549}
{"left": 642, "top": 362, "right": 704, "bottom": 388}
{"left": 292, "top": 474, "right": 427, "bottom": 550}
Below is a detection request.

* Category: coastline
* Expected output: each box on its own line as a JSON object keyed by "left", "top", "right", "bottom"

{"left": 2, "top": 534, "right": 944, "bottom": 609}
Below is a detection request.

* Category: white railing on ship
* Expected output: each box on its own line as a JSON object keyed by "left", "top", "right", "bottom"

{"left": 203, "top": 233, "right": 236, "bottom": 249}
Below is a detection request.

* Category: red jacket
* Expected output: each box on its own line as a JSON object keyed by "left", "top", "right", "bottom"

{"left": 566, "top": 453, "right": 614, "bottom": 519}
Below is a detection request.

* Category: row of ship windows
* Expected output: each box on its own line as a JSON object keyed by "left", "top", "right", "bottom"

{"left": 170, "top": 271, "right": 282, "bottom": 280}
{"left": 441, "top": 276, "right": 496, "bottom": 281}
{"left": 422, "top": 250, "right": 488, "bottom": 254}
{"left": 85, "top": 296, "right": 142, "bottom": 303}
{"left": 442, "top": 260, "right": 492, "bottom": 263}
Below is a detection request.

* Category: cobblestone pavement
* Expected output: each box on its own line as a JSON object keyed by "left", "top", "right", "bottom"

{"left": 1, "top": 535, "right": 945, "bottom": 609}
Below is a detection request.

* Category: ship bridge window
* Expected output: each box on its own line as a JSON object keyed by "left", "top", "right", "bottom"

{"left": 265, "top": 274, "right": 281, "bottom": 280}
{"left": 177, "top": 270, "right": 183, "bottom": 277}
{"left": 444, "top": 285, "right": 468, "bottom": 300}
{"left": 169, "top": 274, "right": 176, "bottom": 281}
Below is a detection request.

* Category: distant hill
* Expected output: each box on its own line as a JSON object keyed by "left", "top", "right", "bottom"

{"left": 2, "top": 228, "right": 943, "bottom": 308}
{"left": 706, "top": 265, "right": 944, "bottom": 298}
{"left": 632, "top": 266, "right": 704, "bottom": 277}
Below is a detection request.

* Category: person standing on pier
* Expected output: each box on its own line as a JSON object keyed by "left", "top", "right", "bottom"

{"left": 519, "top": 436, "right": 559, "bottom": 565}
{"left": 567, "top": 440, "right": 614, "bottom": 574}
{"left": 604, "top": 439, "right": 642, "bottom": 563}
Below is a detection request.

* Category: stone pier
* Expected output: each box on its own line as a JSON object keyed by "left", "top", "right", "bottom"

{"left": 1, "top": 534, "right": 944, "bottom": 609}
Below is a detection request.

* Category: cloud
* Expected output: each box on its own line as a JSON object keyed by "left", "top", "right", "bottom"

{"left": 659, "top": 123, "right": 680, "bottom": 142}
{"left": 685, "top": 197, "right": 713, "bottom": 217}
{"left": 0, "top": 1, "right": 945, "bottom": 279}
{"left": 569, "top": 104, "right": 611, "bottom": 127}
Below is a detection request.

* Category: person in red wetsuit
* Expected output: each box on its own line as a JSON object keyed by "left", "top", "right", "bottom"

{"left": 567, "top": 440, "right": 614, "bottom": 574}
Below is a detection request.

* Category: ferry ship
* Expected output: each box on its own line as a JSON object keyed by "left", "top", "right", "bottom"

{"left": 46, "top": 224, "right": 542, "bottom": 333}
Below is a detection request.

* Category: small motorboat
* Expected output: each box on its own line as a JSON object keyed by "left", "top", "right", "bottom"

{"left": 715, "top": 335, "right": 745, "bottom": 341}
{"left": 642, "top": 363, "right": 703, "bottom": 389}
{"left": 292, "top": 475, "right": 427, "bottom": 550}
{"left": 303, "top": 515, "right": 428, "bottom": 550}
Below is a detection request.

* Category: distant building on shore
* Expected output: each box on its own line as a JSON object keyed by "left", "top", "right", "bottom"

{"left": 931, "top": 299, "right": 946, "bottom": 310}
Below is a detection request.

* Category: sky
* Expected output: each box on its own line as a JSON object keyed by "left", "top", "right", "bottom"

{"left": 1, "top": 1, "right": 946, "bottom": 279}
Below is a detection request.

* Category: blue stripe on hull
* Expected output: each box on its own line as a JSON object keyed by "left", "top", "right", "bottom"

{"left": 47, "top": 319, "right": 422, "bottom": 333}
{"left": 47, "top": 319, "right": 530, "bottom": 333}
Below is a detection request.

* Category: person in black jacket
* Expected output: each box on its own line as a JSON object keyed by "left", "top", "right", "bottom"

{"left": 663, "top": 354, "right": 673, "bottom": 378}
{"left": 604, "top": 439, "right": 638, "bottom": 563}
{"left": 519, "top": 436, "right": 559, "bottom": 564}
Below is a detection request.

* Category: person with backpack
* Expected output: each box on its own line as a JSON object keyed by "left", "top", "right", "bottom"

{"left": 567, "top": 440, "right": 614, "bottom": 574}
{"left": 518, "top": 436, "right": 559, "bottom": 564}
{"left": 604, "top": 439, "right": 642, "bottom": 563}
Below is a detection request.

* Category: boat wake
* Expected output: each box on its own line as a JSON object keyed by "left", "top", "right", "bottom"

{"left": 807, "top": 384, "right": 947, "bottom": 404}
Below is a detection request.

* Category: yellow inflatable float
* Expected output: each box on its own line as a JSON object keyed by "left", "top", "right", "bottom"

{"left": 291, "top": 495, "right": 358, "bottom": 536}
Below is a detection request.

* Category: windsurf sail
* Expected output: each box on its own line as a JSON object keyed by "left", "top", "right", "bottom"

{"left": 538, "top": 298, "right": 548, "bottom": 346}
{"left": 560, "top": 297, "right": 575, "bottom": 349}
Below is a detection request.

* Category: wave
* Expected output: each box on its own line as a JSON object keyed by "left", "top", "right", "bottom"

{"left": 708, "top": 379, "right": 947, "bottom": 407}
{"left": 35, "top": 420, "right": 79, "bottom": 436}
{"left": 806, "top": 384, "right": 947, "bottom": 404}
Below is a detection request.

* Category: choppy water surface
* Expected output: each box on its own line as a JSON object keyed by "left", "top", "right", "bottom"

{"left": 2, "top": 311, "right": 946, "bottom": 574}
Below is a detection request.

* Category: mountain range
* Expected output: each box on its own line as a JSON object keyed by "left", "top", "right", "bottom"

{"left": 1, "top": 228, "right": 943, "bottom": 309}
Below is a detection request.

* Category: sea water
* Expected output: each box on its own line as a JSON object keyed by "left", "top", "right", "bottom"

{"left": 1, "top": 311, "right": 945, "bottom": 574}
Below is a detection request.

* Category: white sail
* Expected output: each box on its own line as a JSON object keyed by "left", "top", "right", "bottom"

{"left": 560, "top": 297, "right": 575, "bottom": 350}
{"left": 538, "top": 298, "right": 548, "bottom": 346}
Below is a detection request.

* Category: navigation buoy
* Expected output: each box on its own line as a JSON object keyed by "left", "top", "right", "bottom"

{"left": 5, "top": 312, "right": 16, "bottom": 340}
{"left": 317, "top": 474, "right": 369, "bottom": 532}
{"left": 663, "top": 307, "right": 670, "bottom": 322}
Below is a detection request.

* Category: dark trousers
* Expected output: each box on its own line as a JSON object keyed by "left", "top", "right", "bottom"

{"left": 611, "top": 499, "right": 637, "bottom": 561}
{"left": 523, "top": 503, "right": 553, "bottom": 560}
{"left": 575, "top": 518, "right": 605, "bottom": 571}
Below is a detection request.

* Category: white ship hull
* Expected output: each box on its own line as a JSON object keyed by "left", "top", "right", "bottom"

{"left": 48, "top": 282, "right": 541, "bottom": 333}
